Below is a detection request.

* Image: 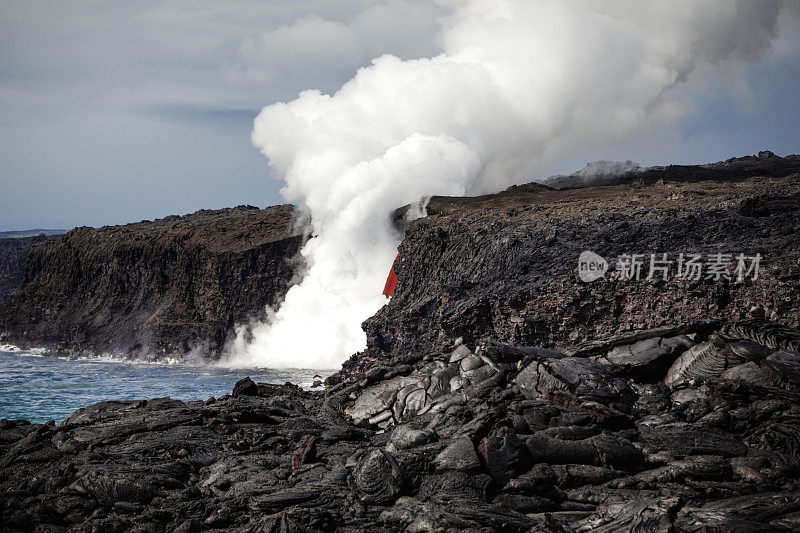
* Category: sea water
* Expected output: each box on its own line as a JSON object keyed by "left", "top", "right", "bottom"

{"left": 0, "top": 348, "right": 329, "bottom": 424}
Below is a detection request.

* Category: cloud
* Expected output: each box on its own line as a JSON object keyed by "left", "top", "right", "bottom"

{"left": 0, "top": 1, "right": 444, "bottom": 229}
{"left": 232, "top": 16, "right": 365, "bottom": 93}
{"left": 0, "top": 0, "right": 797, "bottom": 234}
{"left": 229, "top": 1, "right": 444, "bottom": 102}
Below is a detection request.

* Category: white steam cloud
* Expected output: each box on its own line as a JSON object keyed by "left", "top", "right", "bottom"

{"left": 222, "top": 0, "right": 784, "bottom": 369}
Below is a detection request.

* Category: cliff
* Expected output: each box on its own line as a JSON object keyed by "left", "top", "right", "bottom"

{"left": 338, "top": 153, "right": 800, "bottom": 380}
{"left": 0, "top": 205, "right": 303, "bottom": 358}
{"left": 0, "top": 235, "right": 60, "bottom": 304}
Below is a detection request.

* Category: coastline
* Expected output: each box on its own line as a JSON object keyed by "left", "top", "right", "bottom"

{"left": 0, "top": 348, "right": 331, "bottom": 424}
{"left": 3, "top": 319, "right": 800, "bottom": 530}
{"left": 1, "top": 153, "right": 800, "bottom": 529}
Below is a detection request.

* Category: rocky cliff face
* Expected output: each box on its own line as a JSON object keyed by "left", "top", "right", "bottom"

{"left": 340, "top": 153, "right": 800, "bottom": 381}
{"left": 0, "top": 235, "right": 60, "bottom": 304}
{"left": 0, "top": 205, "right": 303, "bottom": 358}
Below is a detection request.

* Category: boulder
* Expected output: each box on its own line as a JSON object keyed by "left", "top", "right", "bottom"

{"left": 433, "top": 437, "right": 481, "bottom": 472}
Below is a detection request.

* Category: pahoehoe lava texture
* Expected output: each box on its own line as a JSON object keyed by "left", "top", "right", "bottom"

{"left": 3, "top": 320, "right": 800, "bottom": 531}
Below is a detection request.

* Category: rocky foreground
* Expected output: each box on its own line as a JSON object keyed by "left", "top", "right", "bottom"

{"left": 3, "top": 318, "right": 800, "bottom": 531}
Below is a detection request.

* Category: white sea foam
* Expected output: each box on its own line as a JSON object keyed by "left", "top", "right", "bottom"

{"left": 0, "top": 344, "right": 23, "bottom": 353}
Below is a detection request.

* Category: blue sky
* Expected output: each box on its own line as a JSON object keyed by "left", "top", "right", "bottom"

{"left": 0, "top": 0, "right": 798, "bottom": 231}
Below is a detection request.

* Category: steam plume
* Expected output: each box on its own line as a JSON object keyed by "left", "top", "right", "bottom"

{"left": 223, "top": 0, "right": 784, "bottom": 369}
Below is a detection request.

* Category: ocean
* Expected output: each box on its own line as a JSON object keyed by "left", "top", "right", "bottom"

{"left": 0, "top": 348, "right": 327, "bottom": 424}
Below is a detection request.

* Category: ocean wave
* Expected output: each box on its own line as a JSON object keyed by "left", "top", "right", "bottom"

{"left": 0, "top": 344, "right": 23, "bottom": 353}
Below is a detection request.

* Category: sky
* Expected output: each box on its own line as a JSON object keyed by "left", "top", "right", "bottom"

{"left": 1, "top": 0, "right": 799, "bottom": 232}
